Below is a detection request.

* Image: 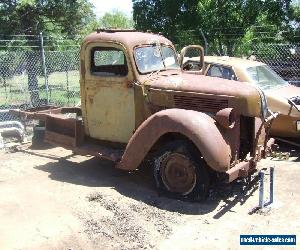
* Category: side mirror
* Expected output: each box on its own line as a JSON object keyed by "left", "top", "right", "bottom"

{"left": 179, "top": 45, "right": 205, "bottom": 74}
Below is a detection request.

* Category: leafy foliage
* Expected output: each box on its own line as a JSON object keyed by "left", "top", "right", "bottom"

{"left": 133, "top": 0, "right": 300, "bottom": 56}
{"left": 0, "top": 0, "right": 95, "bottom": 40}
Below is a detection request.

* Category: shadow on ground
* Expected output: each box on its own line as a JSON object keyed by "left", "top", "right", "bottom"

{"left": 19, "top": 148, "right": 260, "bottom": 217}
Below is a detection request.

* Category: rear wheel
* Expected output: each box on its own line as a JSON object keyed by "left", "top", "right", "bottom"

{"left": 153, "top": 140, "right": 210, "bottom": 201}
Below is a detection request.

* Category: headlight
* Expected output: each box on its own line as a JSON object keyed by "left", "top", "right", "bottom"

{"left": 297, "top": 121, "right": 300, "bottom": 131}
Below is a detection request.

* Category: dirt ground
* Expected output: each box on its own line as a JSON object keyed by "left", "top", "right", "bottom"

{"left": 0, "top": 142, "right": 299, "bottom": 250}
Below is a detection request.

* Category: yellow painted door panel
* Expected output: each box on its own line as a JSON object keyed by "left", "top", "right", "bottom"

{"left": 85, "top": 82, "right": 135, "bottom": 143}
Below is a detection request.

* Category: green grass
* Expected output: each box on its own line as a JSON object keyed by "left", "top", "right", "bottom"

{"left": 0, "top": 70, "right": 80, "bottom": 107}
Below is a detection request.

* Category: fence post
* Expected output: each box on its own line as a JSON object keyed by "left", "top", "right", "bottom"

{"left": 40, "top": 32, "right": 49, "bottom": 105}
{"left": 259, "top": 171, "right": 265, "bottom": 208}
{"left": 200, "top": 29, "right": 208, "bottom": 56}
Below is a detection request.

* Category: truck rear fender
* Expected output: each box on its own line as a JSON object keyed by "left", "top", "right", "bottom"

{"left": 116, "top": 109, "right": 231, "bottom": 172}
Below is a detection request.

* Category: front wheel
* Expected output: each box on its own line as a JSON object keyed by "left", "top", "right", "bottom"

{"left": 153, "top": 140, "right": 210, "bottom": 201}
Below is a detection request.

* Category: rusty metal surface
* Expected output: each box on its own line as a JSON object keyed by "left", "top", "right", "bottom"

{"left": 144, "top": 72, "right": 262, "bottom": 118}
{"left": 215, "top": 109, "right": 241, "bottom": 163}
{"left": 226, "top": 160, "right": 255, "bottom": 183}
{"left": 160, "top": 152, "right": 197, "bottom": 194}
{"left": 116, "top": 108, "right": 231, "bottom": 172}
{"left": 83, "top": 31, "right": 173, "bottom": 56}
{"left": 44, "top": 114, "right": 84, "bottom": 147}
{"left": 147, "top": 72, "right": 258, "bottom": 97}
{"left": 9, "top": 107, "right": 81, "bottom": 121}
{"left": 10, "top": 107, "right": 61, "bottom": 121}
{"left": 173, "top": 94, "right": 228, "bottom": 113}
{"left": 215, "top": 108, "right": 236, "bottom": 129}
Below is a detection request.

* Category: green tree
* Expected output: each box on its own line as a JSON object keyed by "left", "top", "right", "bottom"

{"left": 133, "top": 0, "right": 299, "bottom": 56}
{"left": 0, "top": 0, "right": 95, "bottom": 38}
{"left": 99, "top": 10, "right": 134, "bottom": 29}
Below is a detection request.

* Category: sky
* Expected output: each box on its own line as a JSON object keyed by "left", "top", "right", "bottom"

{"left": 89, "top": 0, "right": 133, "bottom": 17}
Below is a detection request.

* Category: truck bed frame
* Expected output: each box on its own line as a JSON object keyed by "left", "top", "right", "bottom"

{"left": 10, "top": 106, "right": 123, "bottom": 162}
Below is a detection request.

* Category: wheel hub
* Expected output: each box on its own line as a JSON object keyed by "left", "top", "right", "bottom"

{"left": 160, "top": 153, "right": 197, "bottom": 195}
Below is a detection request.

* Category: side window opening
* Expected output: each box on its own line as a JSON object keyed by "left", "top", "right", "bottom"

{"left": 207, "top": 64, "right": 237, "bottom": 80}
{"left": 207, "top": 65, "right": 223, "bottom": 77}
{"left": 91, "top": 47, "right": 128, "bottom": 76}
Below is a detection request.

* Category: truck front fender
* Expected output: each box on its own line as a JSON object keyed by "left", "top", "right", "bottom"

{"left": 116, "top": 109, "right": 231, "bottom": 172}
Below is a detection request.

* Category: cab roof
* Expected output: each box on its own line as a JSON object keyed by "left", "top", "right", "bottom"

{"left": 82, "top": 30, "right": 173, "bottom": 49}
{"left": 205, "top": 56, "right": 266, "bottom": 69}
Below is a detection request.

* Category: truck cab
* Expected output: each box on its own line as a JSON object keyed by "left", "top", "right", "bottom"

{"left": 14, "top": 30, "right": 274, "bottom": 200}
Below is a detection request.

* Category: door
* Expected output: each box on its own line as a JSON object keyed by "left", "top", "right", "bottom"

{"left": 83, "top": 42, "right": 135, "bottom": 143}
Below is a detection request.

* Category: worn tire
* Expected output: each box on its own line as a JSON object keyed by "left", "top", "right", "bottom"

{"left": 153, "top": 140, "right": 210, "bottom": 201}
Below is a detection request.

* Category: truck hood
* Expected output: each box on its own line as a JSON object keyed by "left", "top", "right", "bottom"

{"left": 142, "top": 71, "right": 262, "bottom": 117}
{"left": 145, "top": 71, "right": 258, "bottom": 96}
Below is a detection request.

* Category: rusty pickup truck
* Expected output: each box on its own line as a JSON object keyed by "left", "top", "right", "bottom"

{"left": 11, "top": 30, "right": 275, "bottom": 200}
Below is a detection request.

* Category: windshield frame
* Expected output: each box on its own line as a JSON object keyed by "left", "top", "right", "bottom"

{"left": 133, "top": 44, "right": 180, "bottom": 75}
{"left": 243, "top": 64, "right": 289, "bottom": 91}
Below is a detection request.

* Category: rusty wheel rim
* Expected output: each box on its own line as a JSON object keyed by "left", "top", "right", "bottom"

{"left": 160, "top": 153, "right": 197, "bottom": 195}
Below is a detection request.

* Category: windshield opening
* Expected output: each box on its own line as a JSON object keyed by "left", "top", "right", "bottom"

{"left": 134, "top": 45, "right": 180, "bottom": 74}
{"left": 246, "top": 65, "right": 288, "bottom": 91}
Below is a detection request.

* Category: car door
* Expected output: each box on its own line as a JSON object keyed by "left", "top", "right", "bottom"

{"left": 83, "top": 42, "right": 135, "bottom": 143}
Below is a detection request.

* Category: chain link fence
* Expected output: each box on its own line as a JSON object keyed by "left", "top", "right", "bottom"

{"left": 251, "top": 43, "right": 300, "bottom": 86}
{"left": 0, "top": 49, "right": 80, "bottom": 121}
{"left": 173, "top": 31, "right": 300, "bottom": 86}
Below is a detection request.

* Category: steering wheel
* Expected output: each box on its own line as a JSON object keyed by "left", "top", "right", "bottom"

{"left": 182, "top": 60, "right": 202, "bottom": 71}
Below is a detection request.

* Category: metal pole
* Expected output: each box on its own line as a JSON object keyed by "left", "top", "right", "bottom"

{"left": 200, "top": 29, "right": 208, "bottom": 56}
{"left": 270, "top": 167, "right": 274, "bottom": 204}
{"left": 66, "top": 69, "right": 70, "bottom": 105}
{"left": 259, "top": 171, "right": 265, "bottom": 208}
{"left": 40, "top": 32, "right": 49, "bottom": 105}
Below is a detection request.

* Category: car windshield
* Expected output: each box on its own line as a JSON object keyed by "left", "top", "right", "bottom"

{"left": 245, "top": 65, "right": 288, "bottom": 91}
{"left": 134, "top": 45, "right": 180, "bottom": 74}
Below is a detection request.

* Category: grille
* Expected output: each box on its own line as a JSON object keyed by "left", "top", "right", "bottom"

{"left": 174, "top": 95, "right": 228, "bottom": 113}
